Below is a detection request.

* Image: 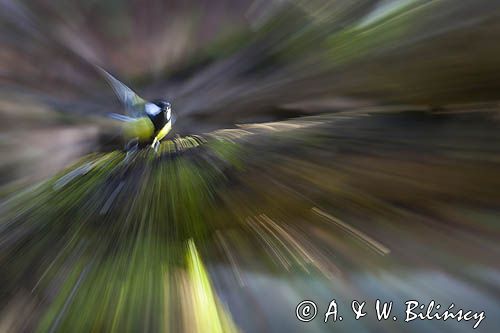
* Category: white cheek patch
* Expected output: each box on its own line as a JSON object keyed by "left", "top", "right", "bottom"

{"left": 166, "top": 108, "right": 171, "bottom": 121}
{"left": 145, "top": 103, "right": 161, "bottom": 116}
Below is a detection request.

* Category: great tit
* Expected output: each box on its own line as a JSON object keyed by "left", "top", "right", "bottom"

{"left": 97, "top": 66, "right": 175, "bottom": 151}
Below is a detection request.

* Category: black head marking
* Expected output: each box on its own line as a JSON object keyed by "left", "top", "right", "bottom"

{"left": 151, "top": 99, "right": 172, "bottom": 123}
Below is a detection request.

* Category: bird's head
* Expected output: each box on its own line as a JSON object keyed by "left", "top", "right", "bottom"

{"left": 151, "top": 99, "right": 172, "bottom": 122}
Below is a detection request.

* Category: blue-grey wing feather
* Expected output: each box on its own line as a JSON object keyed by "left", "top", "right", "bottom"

{"left": 96, "top": 66, "right": 145, "bottom": 117}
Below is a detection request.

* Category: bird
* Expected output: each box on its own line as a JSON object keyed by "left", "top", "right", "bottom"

{"left": 97, "top": 66, "right": 175, "bottom": 151}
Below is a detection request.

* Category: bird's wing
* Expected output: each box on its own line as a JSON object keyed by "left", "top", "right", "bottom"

{"left": 96, "top": 66, "right": 146, "bottom": 117}
{"left": 109, "top": 113, "right": 137, "bottom": 122}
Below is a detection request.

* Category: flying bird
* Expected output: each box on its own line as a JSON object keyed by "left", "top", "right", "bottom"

{"left": 97, "top": 66, "right": 175, "bottom": 151}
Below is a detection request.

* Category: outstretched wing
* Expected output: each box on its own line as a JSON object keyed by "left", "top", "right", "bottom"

{"left": 96, "top": 66, "right": 146, "bottom": 117}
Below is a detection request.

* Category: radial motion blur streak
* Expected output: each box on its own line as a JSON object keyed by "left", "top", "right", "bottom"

{"left": 1, "top": 1, "right": 500, "bottom": 332}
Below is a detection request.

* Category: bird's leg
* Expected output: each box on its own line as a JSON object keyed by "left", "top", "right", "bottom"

{"left": 124, "top": 138, "right": 139, "bottom": 162}
{"left": 151, "top": 138, "right": 160, "bottom": 153}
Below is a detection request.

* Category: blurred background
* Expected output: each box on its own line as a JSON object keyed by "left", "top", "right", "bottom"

{"left": 1, "top": 0, "right": 500, "bottom": 332}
